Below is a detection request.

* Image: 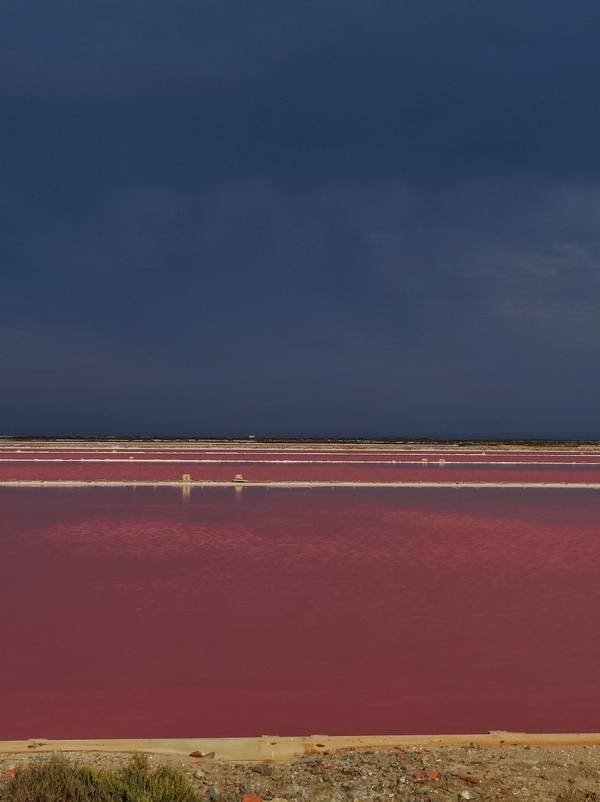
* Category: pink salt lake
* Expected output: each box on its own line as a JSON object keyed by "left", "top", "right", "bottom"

{"left": 1, "top": 485, "right": 599, "bottom": 739}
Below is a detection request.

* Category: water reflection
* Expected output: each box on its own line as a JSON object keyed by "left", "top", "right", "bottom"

{"left": 2, "top": 486, "right": 600, "bottom": 738}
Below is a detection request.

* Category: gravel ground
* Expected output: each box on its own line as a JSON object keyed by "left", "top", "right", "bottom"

{"left": 2, "top": 744, "right": 600, "bottom": 801}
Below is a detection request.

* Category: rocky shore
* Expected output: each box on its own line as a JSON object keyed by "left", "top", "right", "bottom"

{"left": 3, "top": 744, "right": 600, "bottom": 801}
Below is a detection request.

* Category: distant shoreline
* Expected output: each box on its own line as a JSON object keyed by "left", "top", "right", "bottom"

{"left": 2, "top": 436, "right": 600, "bottom": 447}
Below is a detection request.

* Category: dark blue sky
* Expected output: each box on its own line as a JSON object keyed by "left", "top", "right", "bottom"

{"left": 2, "top": 1, "right": 599, "bottom": 438}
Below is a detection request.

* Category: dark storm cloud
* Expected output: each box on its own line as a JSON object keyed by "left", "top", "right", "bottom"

{"left": 1, "top": 1, "right": 600, "bottom": 436}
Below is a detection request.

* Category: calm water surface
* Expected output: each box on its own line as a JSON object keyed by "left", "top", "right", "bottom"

{"left": 1, "top": 486, "right": 599, "bottom": 738}
{"left": 3, "top": 461, "right": 600, "bottom": 482}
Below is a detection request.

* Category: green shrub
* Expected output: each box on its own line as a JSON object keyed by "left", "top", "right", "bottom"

{"left": 0, "top": 754, "right": 198, "bottom": 802}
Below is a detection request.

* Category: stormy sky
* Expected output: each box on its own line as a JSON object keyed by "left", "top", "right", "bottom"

{"left": 2, "top": 0, "right": 599, "bottom": 438}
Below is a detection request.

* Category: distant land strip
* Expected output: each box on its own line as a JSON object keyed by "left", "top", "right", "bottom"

{"left": 2, "top": 479, "right": 600, "bottom": 489}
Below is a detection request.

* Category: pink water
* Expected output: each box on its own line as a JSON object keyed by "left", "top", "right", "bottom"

{"left": 3, "top": 461, "right": 600, "bottom": 483}
{"left": 1, "top": 486, "right": 600, "bottom": 738}
{"left": 3, "top": 446, "right": 600, "bottom": 484}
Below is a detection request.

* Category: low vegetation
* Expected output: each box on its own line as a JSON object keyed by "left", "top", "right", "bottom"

{"left": 0, "top": 754, "right": 198, "bottom": 802}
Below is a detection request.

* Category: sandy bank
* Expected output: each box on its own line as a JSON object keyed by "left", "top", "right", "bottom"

{"left": 3, "top": 737, "right": 600, "bottom": 801}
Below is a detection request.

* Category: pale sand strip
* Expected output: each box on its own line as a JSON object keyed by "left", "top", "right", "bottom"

{"left": 2, "top": 733, "right": 600, "bottom": 760}
{"left": 1, "top": 480, "right": 600, "bottom": 489}
{"left": 3, "top": 458, "right": 600, "bottom": 466}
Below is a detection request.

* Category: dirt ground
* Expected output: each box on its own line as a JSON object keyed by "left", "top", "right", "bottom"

{"left": 2, "top": 744, "right": 600, "bottom": 801}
